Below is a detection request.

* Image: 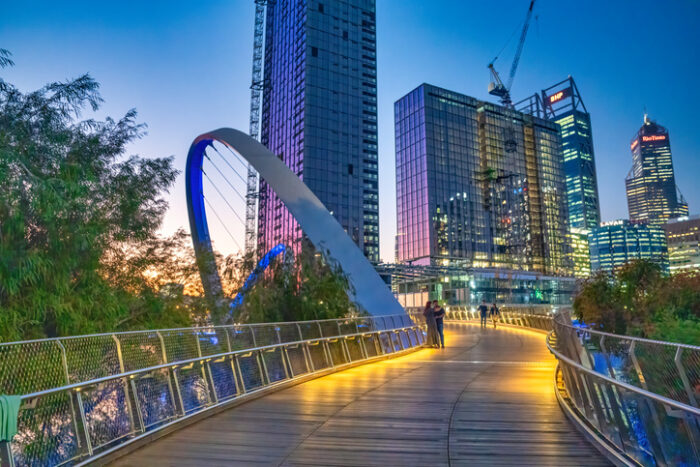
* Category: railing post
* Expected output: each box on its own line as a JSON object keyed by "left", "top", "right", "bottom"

{"left": 296, "top": 324, "right": 313, "bottom": 373}
{"left": 56, "top": 340, "right": 87, "bottom": 456}
{"left": 674, "top": 347, "right": 699, "bottom": 408}
{"left": 157, "top": 331, "right": 184, "bottom": 416}
{"left": 194, "top": 330, "right": 217, "bottom": 404}
{"left": 225, "top": 328, "right": 242, "bottom": 396}
{"left": 673, "top": 347, "right": 700, "bottom": 462}
{"left": 233, "top": 354, "right": 247, "bottom": 394}
{"left": 258, "top": 350, "right": 271, "bottom": 385}
{"left": 112, "top": 334, "right": 141, "bottom": 435}
{"left": 74, "top": 390, "right": 93, "bottom": 457}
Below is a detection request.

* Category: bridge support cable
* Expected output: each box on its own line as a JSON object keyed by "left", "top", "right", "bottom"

{"left": 209, "top": 144, "right": 249, "bottom": 185}
{"left": 202, "top": 195, "right": 243, "bottom": 253}
{"left": 202, "top": 155, "right": 247, "bottom": 203}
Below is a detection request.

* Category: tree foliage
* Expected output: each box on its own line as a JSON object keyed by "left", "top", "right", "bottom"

{"left": 0, "top": 63, "right": 202, "bottom": 340}
{"left": 0, "top": 59, "right": 357, "bottom": 340}
{"left": 225, "top": 242, "right": 359, "bottom": 324}
{"left": 574, "top": 260, "right": 700, "bottom": 344}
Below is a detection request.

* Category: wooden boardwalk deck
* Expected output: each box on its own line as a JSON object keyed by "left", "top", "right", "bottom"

{"left": 111, "top": 323, "right": 611, "bottom": 466}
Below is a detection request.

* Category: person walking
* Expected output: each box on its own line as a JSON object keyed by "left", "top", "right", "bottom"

{"left": 478, "top": 299, "right": 489, "bottom": 328}
{"left": 423, "top": 301, "right": 440, "bottom": 348}
{"left": 490, "top": 302, "right": 500, "bottom": 329}
{"left": 432, "top": 300, "right": 445, "bottom": 348}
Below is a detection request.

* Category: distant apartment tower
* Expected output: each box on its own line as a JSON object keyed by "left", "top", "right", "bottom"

{"left": 257, "top": 0, "right": 380, "bottom": 262}
{"left": 625, "top": 115, "right": 688, "bottom": 225}
{"left": 518, "top": 77, "right": 601, "bottom": 229}
{"left": 664, "top": 215, "right": 700, "bottom": 274}
{"left": 589, "top": 220, "right": 669, "bottom": 273}
{"left": 395, "top": 84, "right": 572, "bottom": 276}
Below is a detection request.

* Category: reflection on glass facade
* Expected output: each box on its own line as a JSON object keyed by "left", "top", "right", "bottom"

{"left": 394, "top": 269, "right": 576, "bottom": 307}
{"left": 395, "top": 84, "right": 572, "bottom": 276}
{"left": 664, "top": 215, "right": 700, "bottom": 274}
{"left": 257, "top": 0, "right": 379, "bottom": 262}
{"left": 625, "top": 115, "right": 688, "bottom": 226}
{"left": 517, "top": 77, "right": 601, "bottom": 230}
{"left": 589, "top": 220, "right": 669, "bottom": 273}
{"left": 570, "top": 227, "right": 591, "bottom": 278}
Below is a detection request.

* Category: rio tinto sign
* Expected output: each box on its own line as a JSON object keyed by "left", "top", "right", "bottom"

{"left": 546, "top": 87, "right": 572, "bottom": 106}
{"left": 642, "top": 134, "right": 666, "bottom": 142}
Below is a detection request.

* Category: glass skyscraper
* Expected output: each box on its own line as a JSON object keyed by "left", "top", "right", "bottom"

{"left": 589, "top": 220, "right": 669, "bottom": 273}
{"left": 395, "top": 84, "right": 572, "bottom": 276}
{"left": 257, "top": 0, "right": 379, "bottom": 262}
{"left": 517, "top": 77, "right": 601, "bottom": 230}
{"left": 625, "top": 115, "right": 688, "bottom": 225}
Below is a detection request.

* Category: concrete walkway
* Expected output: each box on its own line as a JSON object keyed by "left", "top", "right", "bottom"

{"left": 111, "top": 323, "right": 610, "bottom": 466}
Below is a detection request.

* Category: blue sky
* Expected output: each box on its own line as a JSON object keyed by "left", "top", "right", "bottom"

{"left": 2, "top": 0, "right": 699, "bottom": 261}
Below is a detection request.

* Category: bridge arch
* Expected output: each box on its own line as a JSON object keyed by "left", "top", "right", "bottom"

{"left": 185, "top": 128, "right": 404, "bottom": 317}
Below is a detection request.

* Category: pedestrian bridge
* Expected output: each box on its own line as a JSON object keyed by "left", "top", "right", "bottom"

{"left": 110, "top": 322, "right": 608, "bottom": 466}
{"left": 1, "top": 310, "right": 698, "bottom": 466}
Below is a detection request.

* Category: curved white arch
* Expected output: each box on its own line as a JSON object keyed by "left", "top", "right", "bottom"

{"left": 187, "top": 128, "right": 404, "bottom": 317}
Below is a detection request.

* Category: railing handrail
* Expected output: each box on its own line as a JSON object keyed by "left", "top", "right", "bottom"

{"left": 545, "top": 330, "right": 700, "bottom": 417}
{"left": 0, "top": 314, "right": 408, "bottom": 347}
{"left": 553, "top": 313, "right": 700, "bottom": 351}
{"left": 18, "top": 325, "right": 417, "bottom": 401}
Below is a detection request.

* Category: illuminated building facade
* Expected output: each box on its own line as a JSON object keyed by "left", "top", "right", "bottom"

{"left": 625, "top": 115, "right": 688, "bottom": 226}
{"left": 589, "top": 220, "right": 669, "bottom": 273}
{"left": 386, "top": 265, "right": 577, "bottom": 307}
{"left": 395, "top": 84, "right": 572, "bottom": 276}
{"left": 258, "top": 0, "right": 380, "bottom": 262}
{"left": 570, "top": 227, "right": 591, "bottom": 278}
{"left": 664, "top": 215, "right": 700, "bottom": 274}
{"left": 518, "top": 77, "right": 601, "bottom": 230}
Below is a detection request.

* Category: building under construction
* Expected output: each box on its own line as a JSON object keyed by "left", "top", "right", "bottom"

{"left": 394, "top": 84, "right": 573, "bottom": 277}
{"left": 255, "top": 0, "right": 380, "bottom": 262}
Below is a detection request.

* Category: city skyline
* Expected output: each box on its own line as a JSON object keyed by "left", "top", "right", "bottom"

{"left": 2, "top": 0, "right": 699, "bottom": 261}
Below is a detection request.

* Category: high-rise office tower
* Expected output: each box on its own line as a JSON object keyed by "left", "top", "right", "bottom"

{"left": 257, "top": 0, "right": 379, "bottom": 262}
{"left": 589, "top": 220, "right": 669, "bottom": 273}
{"left": 625, "top": 115, "right": 688, "bottom": 225}
{"left": 395, "top": 84, "right": 572, "bottom": 276}
{"left": 517, "top": 77, "right": 601, "bottom": 229}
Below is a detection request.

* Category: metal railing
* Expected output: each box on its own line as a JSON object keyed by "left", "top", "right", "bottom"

{"left": 549, "top": 311, "right": 700, "bottom": 466}
{"left": 0, "top": 315, "right": 424, "bottom": 467}
{"left": 406, "top": 305, "right": 555, "bottom": 332}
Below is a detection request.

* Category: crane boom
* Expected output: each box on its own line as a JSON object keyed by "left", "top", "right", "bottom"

{"left": 487, "top": 0, "right": 536, "bottom": 107}
{"left": 506, "top": 0, "right": 535, "bottom": 91}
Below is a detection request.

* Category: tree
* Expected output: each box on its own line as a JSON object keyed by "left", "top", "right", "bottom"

{"left": 574, "top": 259, "right": 700, "bottom": 344}
{"left": 228, "top": 242, "right": 359, "bottom": 324}
{"left": 0, "top": 54, "right": 203, "bottom": 340}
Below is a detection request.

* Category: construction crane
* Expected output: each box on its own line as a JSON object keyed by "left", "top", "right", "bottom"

{"left": 488, "top": 0, "right": 536, "bottom": 107}
{"left": 245, "top": 0, "right": 269, "bottom": 257}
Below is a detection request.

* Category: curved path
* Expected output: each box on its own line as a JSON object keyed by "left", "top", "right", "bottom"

{"left": 112, "top": 323, "right": 610, "bottom": 466}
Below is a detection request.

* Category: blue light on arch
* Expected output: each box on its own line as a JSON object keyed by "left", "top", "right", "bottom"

{"left": 229, "top": 244, "right": 287, "bottom": 313}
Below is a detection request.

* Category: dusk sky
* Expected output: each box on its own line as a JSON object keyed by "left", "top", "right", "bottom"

{"left": 2, "top": 0, "right": 699, "bottom": 261}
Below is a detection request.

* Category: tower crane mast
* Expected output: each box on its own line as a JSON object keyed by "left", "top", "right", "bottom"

{"left": 488, "top": 0, "right": 536, "bottom": 107}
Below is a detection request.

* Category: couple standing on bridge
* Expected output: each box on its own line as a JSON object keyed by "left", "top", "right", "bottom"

{"left": 423, "top": 300, "right": 445, "bottom": 348}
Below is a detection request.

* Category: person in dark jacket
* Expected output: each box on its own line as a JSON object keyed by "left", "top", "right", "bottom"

{"left": 432, "top": 300, "right": 445, "bottom": 348}
{"left": 423, "top": 301, "right": 440, "bottom": 348}
{"left": 478, "top": 300, "right": 489, "bottom": 328}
